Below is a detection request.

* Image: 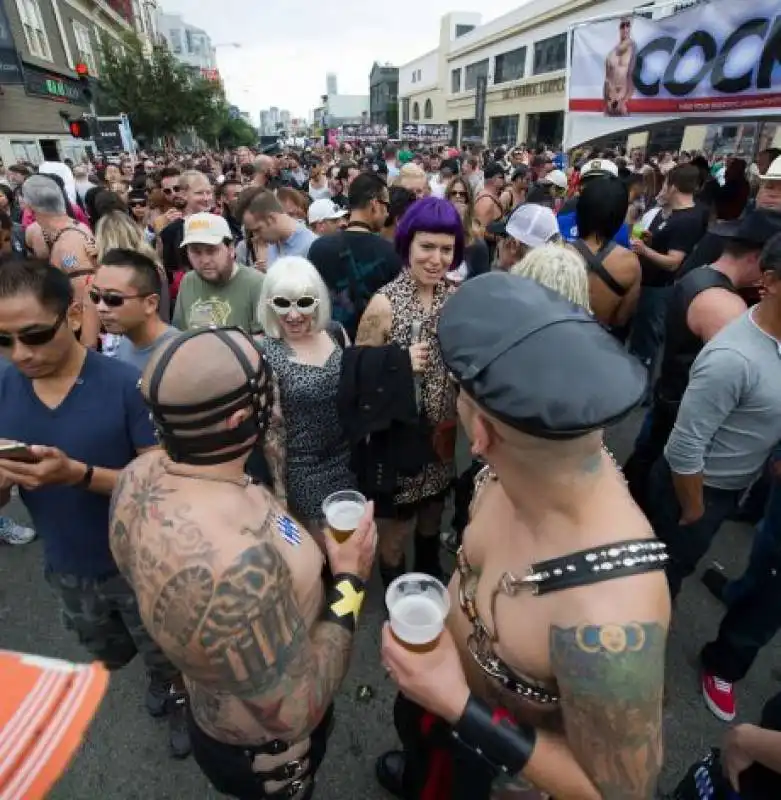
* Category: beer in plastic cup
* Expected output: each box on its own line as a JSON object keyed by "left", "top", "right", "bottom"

{"left": 386, "top": 573, "right": 450, "bottom": 652}
{"left": 322, "top": 490, "right": 367, "bottom": 543}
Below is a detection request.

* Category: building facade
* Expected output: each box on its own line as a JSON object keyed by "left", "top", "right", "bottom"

{"left": 326, "top": 72, "right": 337, "bottom": 96}
{"left": 0, "top": 0, "right": 137, "bottom": 166}
{"left": 369, "top": 62, "right": 398, "bottom": 134}
{"left": 156, "top": 10, "right": 216, "bottom": 76}
{"left": 398, "top": 0, "right": 724, "bottom": 152}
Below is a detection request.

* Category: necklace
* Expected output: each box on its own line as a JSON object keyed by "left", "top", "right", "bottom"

{"left": 162, "top": 459, "right": 252, "bottom": 487}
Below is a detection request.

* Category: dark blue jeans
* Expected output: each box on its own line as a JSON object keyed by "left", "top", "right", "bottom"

{"left": 647, "top": 458, "right": 742, "bottom": 601}
{"left": 701, "top": 477, "right": 781, "bottom": 682}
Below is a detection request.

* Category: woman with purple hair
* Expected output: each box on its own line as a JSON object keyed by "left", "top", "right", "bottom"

{"left": 355, "top": 196, "right": 464, "bottom": 587}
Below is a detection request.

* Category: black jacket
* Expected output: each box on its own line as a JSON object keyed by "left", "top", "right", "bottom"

{"left": 338, "top": 344, "right": 434, "bottom": 496}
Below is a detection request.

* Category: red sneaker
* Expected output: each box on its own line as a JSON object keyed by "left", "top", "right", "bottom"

{"left": 701, "top": 671, "right": 736, "bottom": 721}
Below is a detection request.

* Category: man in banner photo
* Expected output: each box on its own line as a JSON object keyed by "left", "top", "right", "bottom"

{"left": 604, "top": 17, "right": 637, "bottom": 116}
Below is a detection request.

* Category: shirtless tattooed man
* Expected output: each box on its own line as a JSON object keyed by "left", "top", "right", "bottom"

{"left": 377, "top": 274, "right": 671, "bottom": 800}
{"left": 109, "top": 327, "right": 377, "bottom": 800}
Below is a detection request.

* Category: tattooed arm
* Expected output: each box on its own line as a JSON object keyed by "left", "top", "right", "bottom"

{"left": 154, "top": 542, "right": 354, "bottom": 742}
{"left": 540, "top": 621, "right": 666, "bottom": 799}
{"left": 355, "top": 294, "right": 391, "bottom": 346}
{"left": 263, "top": 375, "right": 287, "bottom": 505}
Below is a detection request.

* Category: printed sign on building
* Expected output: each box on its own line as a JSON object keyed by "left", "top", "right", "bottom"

{"left": 565, "top": 0, "right": 781, "bottom": 148}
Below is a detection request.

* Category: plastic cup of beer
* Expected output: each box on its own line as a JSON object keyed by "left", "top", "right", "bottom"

{"left": 386, "top": 573, "right": 450, "bottom": 653}
{"left": 323, "top": 490, "right": 367, "bottom": 543}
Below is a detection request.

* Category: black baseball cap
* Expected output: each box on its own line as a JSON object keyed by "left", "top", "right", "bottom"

{"left": 438, "top": 273, "right": 647, "bottom": 439}
{"left": 710, "top": 209, "right": 781, "bottom": 243}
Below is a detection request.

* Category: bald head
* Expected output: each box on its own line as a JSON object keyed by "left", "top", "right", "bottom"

{"left": 254, "top": 155, "right": 275, "bottom": 175}
{"left": 141, "top": 329, "right": 273, "bottom": 468}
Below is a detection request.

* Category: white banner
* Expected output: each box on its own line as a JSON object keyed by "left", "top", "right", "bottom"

{"left": 565, "top": 0, "right": 781, "bottom": 148}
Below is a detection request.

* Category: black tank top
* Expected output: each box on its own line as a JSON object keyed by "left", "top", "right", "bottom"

{"left": 656, "top": 266, "right": 739, "bottom": 404}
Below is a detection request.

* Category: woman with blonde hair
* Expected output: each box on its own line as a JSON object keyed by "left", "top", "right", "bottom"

{"left": 510, "top": 243, "right": 591, "bottom": 311}
{"left": 256, "top": 256, "right": 354, "bottom": 540}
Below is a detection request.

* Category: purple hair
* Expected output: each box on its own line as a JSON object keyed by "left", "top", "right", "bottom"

{"left": 395, "top": 196, "right": 465, "bottom": 269}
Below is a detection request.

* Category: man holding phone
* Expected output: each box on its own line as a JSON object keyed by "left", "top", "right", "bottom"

{"left": 0, "top": 259, "right": 190, "bottom": 759}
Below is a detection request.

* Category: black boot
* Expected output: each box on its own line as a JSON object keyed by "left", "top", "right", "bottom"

{"left": 375, "top": 750, "right": 406, "bottom": 799}
{"left": 701, "top": 566, "right": 729, "bottom": 604}
{"left": 414, "top": 533, "right": 443, "bottom": 581}
{"left": 380, "top": 558, "right": 407, "bottom": 591}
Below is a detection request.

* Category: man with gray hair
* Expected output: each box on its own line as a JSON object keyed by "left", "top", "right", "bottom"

{"left": 22, "top": 175, "right": 100, "bottom": 347}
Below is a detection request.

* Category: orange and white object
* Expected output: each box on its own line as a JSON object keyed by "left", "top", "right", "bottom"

{"left": 0, "top": 650, "right": 108, "bottom": 800}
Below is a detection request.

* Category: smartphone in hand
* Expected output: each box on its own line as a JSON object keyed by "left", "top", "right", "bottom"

{"left": 0, "top": 442, "right": 39, "bottom": 463}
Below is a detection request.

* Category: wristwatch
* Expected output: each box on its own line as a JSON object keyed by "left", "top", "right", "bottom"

{"left": 79, "top": 465, "right": 94, "bottom": 489}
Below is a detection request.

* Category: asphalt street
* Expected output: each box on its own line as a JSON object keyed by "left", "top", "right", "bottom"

{"left": 1, "top": 409, "right": 778, "bottom": 799}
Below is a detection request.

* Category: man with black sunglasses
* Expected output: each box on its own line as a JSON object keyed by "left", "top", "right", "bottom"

{"left": 93, "top": 248, "right": 179, "bottom": 371}
{"left": 0, "top": 259, "right": 190, "bottom": 758}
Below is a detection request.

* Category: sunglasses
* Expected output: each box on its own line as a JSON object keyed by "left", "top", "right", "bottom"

{"left": 162, "top": 186, "right": 181, "bottom": 195}
{"left": 89, "top": 289, "right": 152, "bottom": 308}
{"left": 269, "top": 296, "right": 319, "bottom": 315}
{"left": 0, "top": 311, "right": 66, "bottom": 348}
{"left": 449, "top": 190, "right": 468, "bottom": 199}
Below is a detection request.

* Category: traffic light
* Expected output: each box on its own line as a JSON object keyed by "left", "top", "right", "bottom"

{"left": 68, "top": 118, "right": 90, "bottom": 139}
{"left": 75, "top": 61, "right": 93, "bottom": 104}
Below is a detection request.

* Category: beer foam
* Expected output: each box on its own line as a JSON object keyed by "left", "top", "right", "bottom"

{"left": 389, "top": 594, "right": 444, "bottom": 645}
{"left": 326, "top": 500, "right": 364, "bottom": 531}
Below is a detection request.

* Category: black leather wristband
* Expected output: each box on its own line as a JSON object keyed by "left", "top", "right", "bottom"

{"left": 321, "top": 573, "right": 366, "bottom": 633}
{"left": 80, "top": 465, "right": 94, "bottom": 489}
{"left": 452, "top": 694, "right": 536, "bottom": 776}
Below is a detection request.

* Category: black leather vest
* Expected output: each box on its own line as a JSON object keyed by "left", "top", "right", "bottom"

{"left": 656, "top": 266, "right": 739, "bottom": 405}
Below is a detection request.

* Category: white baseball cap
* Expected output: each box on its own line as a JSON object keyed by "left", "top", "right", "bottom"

{"left": 580, "top": 158, "right": 619, "bottom": 180}
{"left": 760, "top": 155, "right": 781, "bottom": 181}
{"left": 180, "top": 213, "right": 232, "bottom": 247}
{"left": 504, "top": 204, "right": 561, "bottom": 248}
{"left": 540, "top": 169, "right": 568, "bottom": 190}
{"left": 308, "top": 198, "right": 348, "bottom": 224}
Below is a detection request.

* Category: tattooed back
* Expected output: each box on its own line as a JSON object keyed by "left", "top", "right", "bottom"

{"left": 109, "top": 450, "right": 327, "bottom": 745}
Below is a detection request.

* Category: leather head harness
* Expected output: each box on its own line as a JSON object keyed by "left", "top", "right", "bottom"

{"left": 145, "top": 327, "right": 274, "bottom": 466}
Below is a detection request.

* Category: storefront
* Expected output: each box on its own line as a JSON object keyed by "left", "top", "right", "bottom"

{"left": 0, "top": 63, "right": 94, "bottom": 166}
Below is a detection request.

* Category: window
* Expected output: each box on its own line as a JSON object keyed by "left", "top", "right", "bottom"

{"left": 461, "top": 118, "right": 483, "bottom": 140}
{"left": 451, "top": 68, "right": 461, "bottom": 93}
{"left": 11, "top": 140, "right": 41, "bottom": 164}
{"left": 411, "top": 71, "right": 416, "bottom": 84}
{"left": 533, "top": 33, "right": 567, "bottom": 75}
{"left": 16, "top": 0, "right": 52, "bottom": 60}
{"left": 72, "top": 21, "right": 98, "bottom": 76}
{"left": 448, "top": 120, "right": 460, "bottom": 146}
{"left": 169, "top": 28, "right": 182, "bottom": 54}
{"left": 494, "top": 46, "right": 526, "bottom": 84}
{"left": 424, "top": 99, "right": 433, "bottom": 119}
{"left": 412, "top": 102, "right": 420, "bottom": 121}
{"left": 402, "top": 98, "right": 410, "bottom": 122}
{"left": 489, "top": 115, "right": 520, "bottom": 147}
{"left": 455, "top": 24, "right": 475, "bottom": 38}
{"left": 464, "top": 58, "right": 489, "bottom": 91}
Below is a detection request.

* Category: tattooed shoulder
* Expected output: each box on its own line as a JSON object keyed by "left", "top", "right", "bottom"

{"left": 355, "top": 296, "right": 390, "bottom": 346}
{"left": 550, "top": 621, "right": 666, "bottom": 800}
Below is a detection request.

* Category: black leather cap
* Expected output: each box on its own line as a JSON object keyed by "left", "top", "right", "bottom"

{"left": 710, "top": 208, "right": 781, "bottom": 243}
{"left": 438, "top": 273, "right": 647, "bottom": 439}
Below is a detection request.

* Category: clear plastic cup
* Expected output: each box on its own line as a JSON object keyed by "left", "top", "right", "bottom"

{"left": 386, "top": 573, "right": 450, "bottom": 652}
{"left": 322, "top": 490, "right": 367, "bottom": 543}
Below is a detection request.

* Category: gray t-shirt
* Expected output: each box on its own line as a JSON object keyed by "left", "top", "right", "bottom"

{"left": 114, "top": 326, "right": 179, "bottom": 372}
{"left": 665, "top": 310, "right": 781, "bottom": 490}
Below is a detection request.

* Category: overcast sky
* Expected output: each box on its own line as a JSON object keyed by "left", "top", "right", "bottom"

{"left": 159, "top": 0, "right": 526, "bottom": 121}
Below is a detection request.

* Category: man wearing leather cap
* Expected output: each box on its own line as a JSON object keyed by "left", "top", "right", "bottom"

{"left": 376, "top": 273, "right": 670, "bottom": 799}
{"left": 109, "top": 327, "right": 377, "bottom": 800}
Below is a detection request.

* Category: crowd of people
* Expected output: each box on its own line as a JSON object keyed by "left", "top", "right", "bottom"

{"left": 1, "top": 136, "right": 781, "bottom": 799}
